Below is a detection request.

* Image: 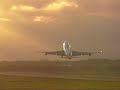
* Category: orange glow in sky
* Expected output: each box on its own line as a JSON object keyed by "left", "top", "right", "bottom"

{"left": 0, "top": 0, "right": 120, "bottom": 60}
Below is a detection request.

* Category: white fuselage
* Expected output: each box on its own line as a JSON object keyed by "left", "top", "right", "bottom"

{"left": 63, "top": 41, "right": 72, "bottom": 59}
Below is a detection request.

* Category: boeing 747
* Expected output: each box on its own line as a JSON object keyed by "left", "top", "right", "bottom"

{"left": 38, "top": 41, "right": 102, "bottom": 59}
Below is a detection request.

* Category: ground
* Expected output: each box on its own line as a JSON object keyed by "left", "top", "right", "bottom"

{"left": 0, "top": 59, "right": 120, "bottom": 90}
{"left": 0, "top": 74, "right": 120, "bottom": 90}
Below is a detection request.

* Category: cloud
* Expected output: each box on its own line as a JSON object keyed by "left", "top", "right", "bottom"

{"left": 4, "top": 0, "right": 120, "bottom": 23}
{"left": 33, "top": 16, "right": 56, "bottom": 23}
{"left": 10, "top": 1, "right": 79, "bottom": 12}
{"left": 10, "top": 5, "right": 37, "bottom": 12}
{"left": 0, "top": 18, "right": 11, "bottom": 22}
{"left": 43, "top": 0, "right": 79, "bottom": 11}
{"left": 79, "top": 0, "right": 120, "bottom": 18}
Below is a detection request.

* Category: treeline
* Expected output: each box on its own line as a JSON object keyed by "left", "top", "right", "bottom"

{"left": 0, "top": 59, "right": 120, "bottom": 73}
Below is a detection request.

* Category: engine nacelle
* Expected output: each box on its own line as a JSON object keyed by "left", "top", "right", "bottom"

{"left": 88, "top": 53, "right": 91, "bottom": 56}
{"left": 45, "top": 53, "right": 47, "bottom": 55}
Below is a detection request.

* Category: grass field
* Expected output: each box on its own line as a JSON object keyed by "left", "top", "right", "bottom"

{"left": 0, "top": 59, "right": 120, "bottom": 81}
{"left": 0, "top": 74, "right": 120, "bottom": 90}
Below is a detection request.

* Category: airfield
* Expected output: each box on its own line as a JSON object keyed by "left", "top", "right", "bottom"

{"left": 0, "top": 59, "right": 120, "bottom": 90}
{"left": 0, "top": 74, "right": 120, "bottom": 90}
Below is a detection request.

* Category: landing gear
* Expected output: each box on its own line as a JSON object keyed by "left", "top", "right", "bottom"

{"left": 63, "top": 60, "right": 72, "bottom": 67}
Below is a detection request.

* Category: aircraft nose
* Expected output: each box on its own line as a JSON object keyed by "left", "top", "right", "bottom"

{"left": 63, "top": 41, "right": 67, "bottom": 45}
{"left": 64, "top": 41, "right": 67, "bottom": 43}
{"left": 64, "top": 41, "right": 68, "bottom": 44}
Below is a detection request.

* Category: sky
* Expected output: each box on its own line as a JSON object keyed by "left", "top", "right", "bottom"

{"left": 0, "top": 0, "right": 120, "bottom": 60}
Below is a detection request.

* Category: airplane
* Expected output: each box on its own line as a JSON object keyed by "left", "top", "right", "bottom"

{"left": 38, "top": 41, "right": 102, "bottom": 59}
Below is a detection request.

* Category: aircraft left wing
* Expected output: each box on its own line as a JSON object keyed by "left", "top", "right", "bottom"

{"left": 37, "top": 50, "right": 66, "bottom": 56}
{"left": 72, "top": 51, "right": 102, "bottom": 56}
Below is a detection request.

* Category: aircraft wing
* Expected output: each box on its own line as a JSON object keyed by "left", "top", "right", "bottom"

{"left": 37, "top": 50, "right": 66, "bottom": 56}
{"left": 72, "top": 51, "right": 102, "bottom": 56}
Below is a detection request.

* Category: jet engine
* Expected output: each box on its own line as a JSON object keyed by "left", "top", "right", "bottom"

{"left": 44, "top": 53, "right": 47, "bottom": 55}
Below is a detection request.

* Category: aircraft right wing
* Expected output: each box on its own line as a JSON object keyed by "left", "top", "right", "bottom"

{"left": 72, "top": 51, "right": 102, "bottom": 56}
{"left": 37, "top": 50, "right": 66, "bottom": 56}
